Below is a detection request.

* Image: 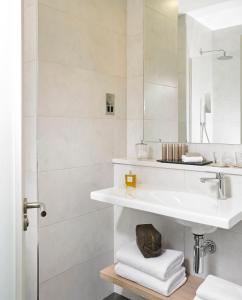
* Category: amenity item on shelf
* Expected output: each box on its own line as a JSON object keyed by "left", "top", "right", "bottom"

{"left": 161, "top": 143, "right": 188, "bottom": 162}
{"left": 116, "top": 241, "right": 184, "bottom": 281}
{"left": 235, "top": 152, "right": 242, "bottom": 168}
{"left": 161, "top": 144, "right": 168, "bottom": 161}
{"left": 115, "top": 263, "right": 186, "bottom": 297}
{"left": 167, "top": 144, "right": 173, "bottom": 161}
{"left": 135, "top": 140, "right": 149, "bottom": 160}
{"left": 136, "top": 224, "right": 162, "bottom": 258}
{"left": 222, "top": 151, "right": 236, "bottom": 167}
{"left": 182, "top": 153, "right": 204, "bottom": 163}
{"left": 195, "top": 275, "right": 242, "bottom": 300}
{"left": 125, "top": 171, "right": 136, "bottom": 188}
{"left": 173, "top": 144, "right": 179, "bottom": 161}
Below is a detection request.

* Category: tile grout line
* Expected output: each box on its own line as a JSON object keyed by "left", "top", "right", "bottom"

{"left": 39, "top": 205, "right": 113, "bottom": 229}
{"left": 39, "top": 248, "right": 114, "bottom": 285}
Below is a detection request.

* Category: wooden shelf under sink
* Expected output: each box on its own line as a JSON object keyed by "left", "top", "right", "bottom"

{"left": 100, "top": 265, "right": 204, "bottom": 300}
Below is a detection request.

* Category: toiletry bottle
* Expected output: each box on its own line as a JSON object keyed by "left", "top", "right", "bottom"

{"left": 125, "top": 171, "right": 136, "bottom": 188}
{"left": 162, "top": 144, "right": 168, "bottom": 161}
{"left": 173, "top": 144, "right": 179, "bottom": 161}
{"left": 167, "top": 144, "right": 173, "bottom": 161}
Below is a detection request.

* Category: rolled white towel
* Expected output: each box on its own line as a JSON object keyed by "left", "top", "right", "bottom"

{"left": 116, "top": 241, "right": 184, "bottom": 281}
{"left": 196, "top": 275, "right": 242, "bottom": 300}
{"left": 182, "top": 155, "right": 204, "bottom": 163}
{"left": 115, "top": 263, "right": 186, "bottom": 297}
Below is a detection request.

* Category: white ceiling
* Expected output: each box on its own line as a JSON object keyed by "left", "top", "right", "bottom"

{"left": 179, "top": 0, "right": 242, "bottom": 30}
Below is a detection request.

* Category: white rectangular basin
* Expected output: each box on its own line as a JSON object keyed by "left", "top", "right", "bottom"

{"left": 90, "top": 187, "right": 242, "bottom": 229}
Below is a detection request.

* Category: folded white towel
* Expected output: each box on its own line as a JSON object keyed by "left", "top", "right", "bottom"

{"left": 182, "top": 155, "right": 203, "bottom": 163}
{"left": 115, "top": 263, "right": 186, "bottom": 297}
{"left": 116, "top": 241, "right": 184, "bottom": 280}
{"left": 196, "top": 275, "right": 242, "bottom": 300}
{"left": 193, "top": 297, "right": 203, "bottom": 300}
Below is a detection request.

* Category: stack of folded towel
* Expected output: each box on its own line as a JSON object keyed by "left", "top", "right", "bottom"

{"left": 194, "top": 275, "right": 242, "bottom": 300}
{"left": 115, "top": 241, "right": 186, "bottom": 296}
{"left": 182, "top": 152, "right": 204, "bottom": 163}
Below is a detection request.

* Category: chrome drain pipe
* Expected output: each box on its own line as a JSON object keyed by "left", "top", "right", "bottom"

{"left": 193, "top": 234, "right": 216, "bottom": 274}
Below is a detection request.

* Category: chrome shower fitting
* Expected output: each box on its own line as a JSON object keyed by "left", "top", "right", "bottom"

{"left": 193, "top": 234, "right": 216, "bottom": 274}
{"left": 200, "top": 48, "right": 233, "bottom": 60}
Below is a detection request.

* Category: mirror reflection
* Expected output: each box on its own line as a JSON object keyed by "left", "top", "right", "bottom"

{"left": 144, "top": 0, "right": 242, "bottom": 144}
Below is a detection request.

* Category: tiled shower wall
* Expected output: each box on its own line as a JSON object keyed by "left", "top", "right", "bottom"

{"left": 37, "top": 1, "right": 127, "bottom": 299}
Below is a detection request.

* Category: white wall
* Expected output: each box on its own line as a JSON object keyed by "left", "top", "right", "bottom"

{"left": 0, "top": 1, "right": 21, "bottom": 299}
{"left": 37, "top": 1, "right": 127, "bottom": 300}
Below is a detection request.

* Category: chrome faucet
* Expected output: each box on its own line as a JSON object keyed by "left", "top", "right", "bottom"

{"left": 200, "top": 172, "right": 226, "bottom": 199}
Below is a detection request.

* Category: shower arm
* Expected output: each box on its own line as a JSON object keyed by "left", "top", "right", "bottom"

{"left": 200, "top": 49, "right": 226, "bottom": 56}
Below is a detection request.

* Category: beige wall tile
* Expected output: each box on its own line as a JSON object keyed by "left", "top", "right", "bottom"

{"left": 40, "top": 251, "right": 113, "bottom": 300}
{"left": 39, "top": 4, "right": 126, "bottom": 77}
{"left": 39, "top": 207, "right": 114, "bottom": 282}
{"left": 24, "top": 4, "right": 37, "bottom": 62}
{"left": 38, "top": 62, "right": 126, "bottom": 119}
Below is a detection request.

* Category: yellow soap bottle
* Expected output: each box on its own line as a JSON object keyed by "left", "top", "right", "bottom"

{"left": 125, "top": 171, "right": 137, "bottom": 188}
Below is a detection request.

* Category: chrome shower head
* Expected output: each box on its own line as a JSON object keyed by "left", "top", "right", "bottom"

{"left": 217, "top": 53, "right": 233, "bottom": 60}
{"left": 200, "top": 48, "right": 233, "bottom": 60}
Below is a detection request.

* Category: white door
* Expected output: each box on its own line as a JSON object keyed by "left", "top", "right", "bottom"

{"left": 0, "top": 0, "right": 23, "bottom": 299}
{"left": 0, "top": 1, "right": 42, "bottom": 299}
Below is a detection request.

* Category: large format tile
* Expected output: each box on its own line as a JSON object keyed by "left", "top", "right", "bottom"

{"left": 127, "top": 0, "right": 144, "bottom": 36}
{"left": 127, "top": 76, "right": 144, "bottom": 120}
{"left": 24, "top": 4, "right": 37, "bottom": 62}
{"left": 38, "top": 4, "right": 126, "bottom": 77}
{"left": 38, "top": 117, "right": 125, "bottom": 171}
{"left": 127, "top": 34, "right": 143, "bottom": 78}
{"left": 23, "top": 226, "right": 38, "bottom": 300}
{"left": 145, "top": 0, "right": 177, "bottom": 19}
{"left": 39, "top": 207, "right": 114, "bottom": 282}
{"left": 39, "top": 0, "right": 126, "bottom": 35}
{"left": 40, "top": 251, "right": 113, "bottom": 300}
{"left": 23, "top": 61, "right": 37, "bottom": 117}
{"left": 38, "top": 163, "right": 113, "bottom": 227}
{"left": 38, "top": 62, "right": 126, "bottom": 119}
{"left": 127, "top": 120, "right": 143, "bottom": 158}
{"left": 23, "top": 117, "right": 37, "bottom": 172}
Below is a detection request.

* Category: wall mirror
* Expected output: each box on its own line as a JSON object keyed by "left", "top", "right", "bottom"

{"left": 144, "top": 0, "right": 242, "bottom": 144}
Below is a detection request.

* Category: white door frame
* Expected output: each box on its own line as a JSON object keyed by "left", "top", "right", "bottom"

{"left": 0, "top": 1, "right": 23, "bottom": 299}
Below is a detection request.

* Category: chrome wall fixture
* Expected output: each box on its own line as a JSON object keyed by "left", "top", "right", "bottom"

{"left": 193, "top": 234, "right": 216, "bottom": 274}
{"left": 200, "top": 48, "right": 233, "bottom": 60}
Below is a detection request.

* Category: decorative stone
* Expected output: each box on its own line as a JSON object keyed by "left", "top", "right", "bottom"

{"left": 136, "top": 224, "right": 162, "bottom": 258}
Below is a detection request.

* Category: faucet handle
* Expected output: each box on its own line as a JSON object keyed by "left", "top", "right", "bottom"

{"left": 216, "top": 172, "right": 224, "bottom": 179}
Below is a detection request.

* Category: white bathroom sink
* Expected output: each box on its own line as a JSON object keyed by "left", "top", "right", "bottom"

{"left": 91, "top": 187, "right": 242, "bottom": 230}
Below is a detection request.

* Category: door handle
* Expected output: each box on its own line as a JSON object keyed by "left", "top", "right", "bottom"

{"left": 23, "top": 198, "right": 47, "bottom": 231}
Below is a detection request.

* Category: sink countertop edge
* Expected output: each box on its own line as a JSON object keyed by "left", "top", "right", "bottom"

{"left": 90, "top": 188, "right": 242, "bottom": 230}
